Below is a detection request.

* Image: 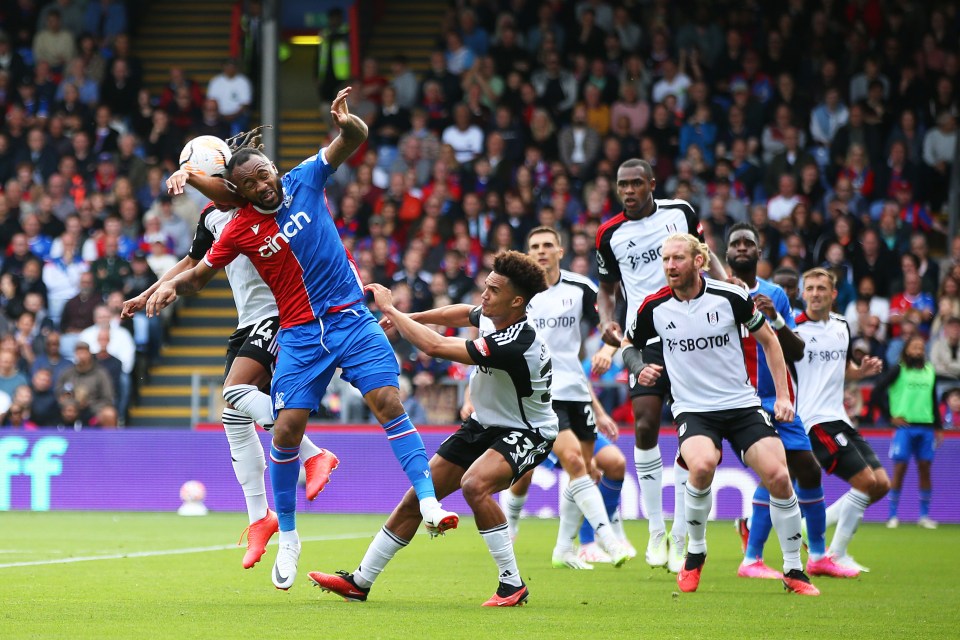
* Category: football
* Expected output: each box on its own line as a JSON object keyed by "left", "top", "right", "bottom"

{"left": 179, "top": 480, "right": 207, "bottom": 503}
{"left": 178, "top": 135, "right": 231, "bottom": 177}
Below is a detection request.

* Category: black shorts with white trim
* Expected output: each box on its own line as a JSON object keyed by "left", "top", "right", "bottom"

{"left": 437, "top": 418, "right": 554, "bottom": 484}
{"left": 553, "top": 400, "right": 598, "bottom": 442}
{"left": 808, "top": 420, "right": 882, "bottom": 481}
{"left": 675, "top": 406, "right": 779, "bottom": 465}
{"left": 224, "top": 316, "right": 281, "bottom": 377}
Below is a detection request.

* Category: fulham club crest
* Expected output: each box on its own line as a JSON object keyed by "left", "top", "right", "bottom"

{"left": 706, "top": 311, "right": 719, "bottom": 325}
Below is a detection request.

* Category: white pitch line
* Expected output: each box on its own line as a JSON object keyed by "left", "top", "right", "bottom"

{"left": 0, "top": 531, "right": 374, "bottom": 570}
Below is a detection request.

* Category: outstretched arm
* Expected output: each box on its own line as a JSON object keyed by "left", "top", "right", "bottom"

{"left": 367, "top": 284, "right": 475, "bottom": 365}
{"left": 145, "top": 261, "right": 219, "bottom": 317}
{"left": 121, "top": 255, "right": 200, "bottom": 319}
{"left": 325, "top": 87, "right": 369, "bottom": 169}
{"left": 167, "top": 170, "right": 246, "bottom": 208}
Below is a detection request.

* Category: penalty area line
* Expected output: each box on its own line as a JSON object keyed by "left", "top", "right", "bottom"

{"left": 0, "top": 531, "right": 374, "bottom": 570}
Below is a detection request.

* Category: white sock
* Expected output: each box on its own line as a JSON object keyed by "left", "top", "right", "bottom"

{"left": 567, "top": 474, "right": 617, "bottom": 549}
{"left": 684, "top": 483, "right": 712, "bottom": 555}
{"left": 610, "top": 507, "right": 626, "bottom": 540}
{"left": 825, "top": 493, "right": 846, "bottom": 528}
{"left": 223, "top": 384, "right": 275, "bottom": 427}
{"left": 354, "top": 526, "right": 409, "bottom": 589}
{"left": 770, "top": 494, "right": 803, "bottom": 572}
{"left": 279, "top": 529, "right": 299, "bottom": 545}
{"left": 222, "top": 408, "right": 268, "bottom": 523}
{"left": 555, "top": 485, "right": 582, "bottom": 553}
{"left": 830, "top": 489, "right": 870, "bottom": 557}
{"left": 634, "top": 445, "right": 665, "bottom": 533}
{"left": 298, "top": 434, "right": 322, "bottom": 461}
{"left": 504, "top": 489, "right": 527, "bottom": 539}
{"left": 670, "top": 460, "right": 689, "bottom": 543}
{"left": 480, "top": 523, "right": 522, "bottom": 587}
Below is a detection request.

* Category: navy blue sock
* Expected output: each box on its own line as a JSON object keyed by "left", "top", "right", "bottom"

{"left": 745, "top": 486, "right": 772, "bottom": 561}
{"left": 269, "top": 442, "right": 300, "bottom": 532}
{"left": 796, "top": 484, "right": 826, "bottom": 557}
{"left": 382, "top": 413, "right": 435, "bottom": 500}
{"left": 578, "top": 476, "right": 623, "bottom": 545}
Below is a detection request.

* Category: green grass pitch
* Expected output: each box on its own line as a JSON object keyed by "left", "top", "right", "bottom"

{"left": 0, "top": 512, "right": 956, "bottom": 639}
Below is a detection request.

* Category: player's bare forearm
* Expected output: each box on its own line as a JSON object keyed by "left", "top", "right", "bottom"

{"left": 186, "top": 173, "right": 245, "bottom": 208}
{"left": 409, "top": 304, "right": 475, "bottom": 328}
{"left": 598, "top": 281, "right": 617, "bottom": 327}
{"left": 151, "top": 256, "right": 200, "bottom": 296}
{"left": 172, "top": 261, "right": 218, "bottom": 296}
{"left": 706, "top": 250, "right": 728, "bottom": 280}
{"left": 755, "top": 323, "right": 790, "bottom": 399}
{"left": 122, "top": 256, "right": 199, "bottom": 318}
{"left": 776, "top": 327, "right": 806, "bottom": 362}
{"left": 382, "top": 305, "right": 475, "bottom": 365}
{"left": 325, "top": 115, "right": 368, "bottom": 169}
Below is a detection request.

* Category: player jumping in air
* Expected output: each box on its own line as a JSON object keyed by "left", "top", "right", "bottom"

{"left": 123, "top": 130, "right": 338, "bottom": 570}
{"left": 148, "top": 88, "right": 456, "bottom": 591}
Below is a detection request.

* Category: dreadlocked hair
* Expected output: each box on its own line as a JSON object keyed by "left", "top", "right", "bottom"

{"left": 225, "top": 125, "right": 271, "bottom": 153}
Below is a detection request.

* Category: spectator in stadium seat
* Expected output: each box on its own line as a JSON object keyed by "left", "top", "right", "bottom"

{"left": 57, "top": 341, "right": 116, "bottom": 428}
{"left": 29, "top": 367, "right": 61, "bottom": 426}
{"left": 558, "top": 103, "right": 600, "bottom": 180}
{"left": 922, "top": 112, "right": 956, "bottom": 213}
{"left": 0, "top": 349, "right": 28, "bottom": 401}
{"left": 206, "top": 58, "right": 251, "bottom": 137}
{"left": 32, "top": 9, "right": 74, "bottom": 71}
{"left": 831, "top": 103, "right": 883, "bottom": 173}
{"left": 531, "top": 52, "right": 577, "bottom": 122}
{"left": 931, "top": 316, "right": 960, "bottom": 380}
{"left": 441, "top": 103, "right": 484, "bottom": 164}
{"left": 32, "top": 330, "right": 70, "bottom": 381}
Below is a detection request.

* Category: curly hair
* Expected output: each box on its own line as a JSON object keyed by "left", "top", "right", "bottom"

{"left": 493, "top": 250, "right": 547, "bottom": 303}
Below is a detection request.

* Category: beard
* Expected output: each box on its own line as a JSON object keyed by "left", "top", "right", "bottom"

{"left": 729, "top": 255, "right": 759, "bottom": 274}
{"left": 904, "top": 355, "right": 925, "bottom": 368}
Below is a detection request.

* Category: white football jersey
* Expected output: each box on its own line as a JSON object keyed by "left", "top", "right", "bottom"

{"left": 526, "top": 270, "right": 599, "bottom": 402}
{"left": 189, "top": 203, "right": 279, "bottom": 328}
{"left": 793, "top": 312, "right": 852, "bottom": 429}
{"left": 630, "top": 278, "right": 765, "bottom": 416}
{"left": 596, "top": 198, "right": 704, "bottom": 324}
{"left": 464, "top": 307, "right": 559, "bottom": 439}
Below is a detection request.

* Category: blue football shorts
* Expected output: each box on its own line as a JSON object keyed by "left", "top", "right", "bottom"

{"left": 271, "top": 304, "right": 399, "bottom": 417}
{"left": 889, "top": 426, "right": 936, "bottom": 463}
{"left": 761, "top": 397, "right": 811, "bottom": 452}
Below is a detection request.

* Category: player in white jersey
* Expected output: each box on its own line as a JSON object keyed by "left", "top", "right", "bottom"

{"left": 310, "top": 251, "right": 556, "bottom": 607}
{"left": 630, "top": 234, "right": 818, "bottom": 595}
{"left": 596, "top": 159, "right": 727, "bottom": 570}
{"left": 498, "top": 227, "right": 633, "bottom": 569}
{"left": 794, "top": 268, "right": 889, "bottom": 572}
{"left": 121, "top": 134, "right": 337, "bottom": 570}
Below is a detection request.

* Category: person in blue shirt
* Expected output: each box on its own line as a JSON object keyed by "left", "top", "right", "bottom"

{"left": 726, "top": 223, "right": 858, "bottom": 579}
